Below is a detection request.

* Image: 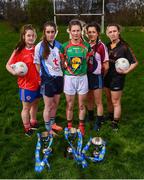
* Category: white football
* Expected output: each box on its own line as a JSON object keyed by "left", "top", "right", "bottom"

{"left": 11, "top": 61, "right": 28, "bottom": 76}
{"left": 115, "top": 58, "right": 130, "bottom": 71}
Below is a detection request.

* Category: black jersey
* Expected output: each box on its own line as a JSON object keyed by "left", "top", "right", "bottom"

{"left": 104, "top": 40, "right": 137, "bottom": 91}
{"left": 107, "top": 40, "right": 136, "bottom": 75}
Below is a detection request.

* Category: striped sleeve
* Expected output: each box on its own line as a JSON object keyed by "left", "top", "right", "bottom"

{"left": 99, "top": 42, "right": 109, "bottom": 63}
{"left": 34, "top": 42, "right": 42, "bottom": 64}
{"left": 126, "top": 46, "right": 138, "bottom": 64}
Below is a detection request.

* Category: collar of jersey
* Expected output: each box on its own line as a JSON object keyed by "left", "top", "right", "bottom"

{"left": 109, "top": 40, "right": 121, "bottom": 49}
{"left": 90, "top": 39, "right": 101, "bottom": 48}
{"left": 25, "top": 46, "right": 34, "bottom": 50}
{"left": 70, "top": 39, "right": 84, "bottom": 46}
{"left": 48, "top": 40, "right": 55, "bottom": 49}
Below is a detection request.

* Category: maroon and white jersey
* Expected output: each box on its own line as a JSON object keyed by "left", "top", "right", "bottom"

{"left": 88, "top": 40, "right": 109, "bottom": 75}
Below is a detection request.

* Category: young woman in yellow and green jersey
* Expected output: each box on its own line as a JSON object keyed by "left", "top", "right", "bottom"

{"left": 60, "top": 19, "right": 92, "bottom": 136}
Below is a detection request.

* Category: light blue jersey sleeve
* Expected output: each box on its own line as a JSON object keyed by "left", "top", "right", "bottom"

{"left": 34, "top": 42, "right": 42, "bottom": 65}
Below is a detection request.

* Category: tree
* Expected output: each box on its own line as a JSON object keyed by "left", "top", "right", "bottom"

{"left": 105, "top": 0, "right": 144, "bottom": 25}
{"left": 27, "top": 0, "right": 53, "bottom": 29}
{"left": 4, "top": 0, "right": 28, "bottom": 31}
{"left": 55, "top": 0, "right": 103, "bottom": 24}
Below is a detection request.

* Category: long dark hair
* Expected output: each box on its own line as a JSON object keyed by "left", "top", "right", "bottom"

{"left": 15, "top": 24, "right": 36, "bottom": 53}
{"left": 86, "top": 22, "right": 101, "bottom": 44}
{"left": 42, "top": 21, "right": 57, "bottom": 59}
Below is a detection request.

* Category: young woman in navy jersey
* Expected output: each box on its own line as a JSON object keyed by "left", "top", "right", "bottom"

{"left": 34, "top": 21, "right": 63, "bottom": 134}
{"left": 104, "top": 23, "right": 138, "bottom": 130}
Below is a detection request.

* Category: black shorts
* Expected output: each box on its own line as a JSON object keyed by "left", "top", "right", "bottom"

{"left": 40, "top": 76, "right": 64, "bottom": 97}
{"left": 104, "top": 73, "right": 125, "bottom": 91}
{"left": 88, "top": 73, "right": 104, "bottom": 90}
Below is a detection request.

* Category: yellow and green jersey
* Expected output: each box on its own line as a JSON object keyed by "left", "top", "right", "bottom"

{"left": 60, "top": 40, "right": 91, "bottom": 76}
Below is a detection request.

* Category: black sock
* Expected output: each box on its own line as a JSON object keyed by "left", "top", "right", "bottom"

{"left": 109, "top": 112, "right": 114, "bottom": 121}
{"left": 96, "top": 115, "right": 104, "bottom": 125}
{"left": 88, "top": 110, "right": 94, "bottom": 121}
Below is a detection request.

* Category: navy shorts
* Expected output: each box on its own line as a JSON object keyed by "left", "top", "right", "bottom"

{"left": 88, "top": 73, "right": 104, "bottom": 90}
{"left": 104, "top": 73, "right": 125, "bottom": 91}
{"left": 19, "top": 88, "right": 41, "bottom": 103}
{"left": 41, "top": 76, "right": 64, "bottom": 97}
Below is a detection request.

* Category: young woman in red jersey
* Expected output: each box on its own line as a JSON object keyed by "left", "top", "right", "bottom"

{"left": 6, "top": 24, "right": 41, "bottom": 137}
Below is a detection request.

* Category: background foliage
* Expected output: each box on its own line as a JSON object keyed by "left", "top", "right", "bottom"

{"left": 27, "top": 0, "right": 53, "bottom": 30}
{"left": 0, "top": 0, "right": 144, "bottom": 30}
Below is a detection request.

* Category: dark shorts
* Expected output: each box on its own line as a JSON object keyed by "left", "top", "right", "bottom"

{"left": 104, "top": 73, "right": 125, "bottom": 91}
{"left": 88, "top": 73, "right": 104, "bottom": 90}
{"left": 41, "top": 76, "right": 64, "bottom": 97}
{"left": 19, "top": 88, "right": 41, "bottom": 103}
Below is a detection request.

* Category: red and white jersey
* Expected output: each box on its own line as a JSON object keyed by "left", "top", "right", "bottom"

{"left": 10, "top": 47, "right": 40, "bottom": 90}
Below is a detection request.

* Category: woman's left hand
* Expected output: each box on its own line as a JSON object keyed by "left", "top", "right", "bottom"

{"left": 116, "top": 68, "right": 129, "bottom": 74}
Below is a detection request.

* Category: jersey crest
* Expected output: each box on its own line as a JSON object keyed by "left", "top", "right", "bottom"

{"left": 71, "top": 57, "right": 82, "bottom": 71}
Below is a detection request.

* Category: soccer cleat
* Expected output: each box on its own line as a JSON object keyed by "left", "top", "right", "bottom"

{"left": 31, "top": 123, "right": 39, "bottom": 130}
{"left": 52, "top": 123, "right": 63, "bottom": 131}
{"left": 94, "top": 122, "right": 101, "bottom": 131}
{"left": 101, "top": 117, "right": 106, "bottom": 124}
{"left": 25, "top": 129, "right": 33, "bottom": 137}
{"left": 94, "top": 119, "right": 101, "bottom": 131}
{"left": 78, "top": 125, "right": 85, "bottom": 136}
{"left": 111, "top": 121, "right": 119, "bottom": 131}
{"left": 49, "top": 130, "right": 58, "bottom": 137}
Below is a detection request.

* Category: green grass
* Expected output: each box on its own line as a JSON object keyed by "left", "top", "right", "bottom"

{"left": 0, "top": 21, "right": 144, "bottom": 179}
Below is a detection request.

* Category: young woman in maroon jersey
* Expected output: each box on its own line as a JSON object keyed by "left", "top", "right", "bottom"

{"left": 86, "top": 22, "right": 109, "bottom": 131}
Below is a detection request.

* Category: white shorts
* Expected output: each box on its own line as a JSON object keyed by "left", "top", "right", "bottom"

{"left": 64, "top": 74, "right": 88, "bottom": 95}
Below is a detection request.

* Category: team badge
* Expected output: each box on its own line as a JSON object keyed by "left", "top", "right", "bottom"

{"left": 70, "top": 57, "right": 82, "bottom": 71}
{"left": 26, "top": 96, "right": 31, "bottom": 101}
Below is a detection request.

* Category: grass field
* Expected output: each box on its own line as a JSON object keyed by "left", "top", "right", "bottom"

{"left": 0, "top": 21, "right": 144, "bottom": 179}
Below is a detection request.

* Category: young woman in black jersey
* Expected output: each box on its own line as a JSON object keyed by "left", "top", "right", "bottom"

{"left": 104, "top": 23, "right": 138, "bottom": 130}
